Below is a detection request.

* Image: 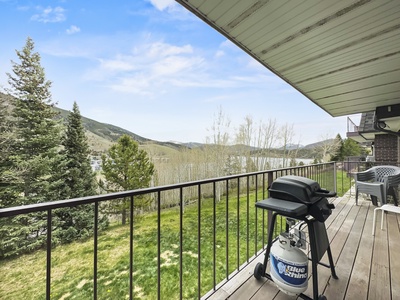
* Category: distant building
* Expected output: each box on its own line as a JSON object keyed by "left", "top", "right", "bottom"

{"left": 347, "top": 109, "right": 400, "bottom": 163}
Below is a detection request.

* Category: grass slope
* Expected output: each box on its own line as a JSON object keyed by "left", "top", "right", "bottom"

{"left": 0, "top": 173, "right": 351, "bottom": 299}
{"left": 0, "top": 190, "right": 282, "bottom": 300}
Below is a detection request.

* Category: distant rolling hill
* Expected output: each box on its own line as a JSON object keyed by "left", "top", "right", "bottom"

{"left": 54, "top": 107, "right": 150, "bottom": 143}
{"left": 2, "top": 92, "right": 322, "bottom": 157}
{"left": 54, "top": 106, "right": 187, "bottom": 155}
{"left": 0, "top": 91, "right": 186, "bottom": 155}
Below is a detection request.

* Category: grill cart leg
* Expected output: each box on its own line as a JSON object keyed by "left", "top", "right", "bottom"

{"left": 327, "top": 246, "right": 338, "bottom": 279}
{"left": 254, "top": 212, "right": 278, "bottom": 279}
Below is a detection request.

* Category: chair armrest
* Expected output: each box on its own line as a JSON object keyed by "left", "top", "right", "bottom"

{"left": 355, "top": 169, "right": 375, "bottom": 182}
{"left": 386, "top": 172, "right": 400, "bottom": 187}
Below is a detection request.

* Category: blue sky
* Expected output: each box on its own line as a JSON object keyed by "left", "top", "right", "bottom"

{"left": 0, "top": 0, "right": 360, "bottom": 146}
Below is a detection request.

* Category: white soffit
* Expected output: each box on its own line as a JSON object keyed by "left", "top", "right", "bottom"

{"left": 176, "top": 0, "right": 400, "bottom": 117}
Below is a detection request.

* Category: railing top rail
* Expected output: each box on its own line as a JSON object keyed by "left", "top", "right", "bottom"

{"left": 0, "top": 162, "right": 335, "bottom": 218}
{"left": 347, "top": 116, "right": 358, "bottom": 132}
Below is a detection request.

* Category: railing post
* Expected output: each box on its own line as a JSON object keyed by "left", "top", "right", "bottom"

{"left": 333, "top": 162, "right": 337, "bottom": 194}
{"left": 46, "top": 209, "right": 52, "bottom": 300}
{"left": 130, "top": 196, "right": 134, "bottom": 300}
{"left": 246, "top": 176, "right": 250, "bottom": 262}
{"left": 267, "top": 172, "right": 274, "bottom": 237}
{"left": 94, "top": 202, "right": 98, "bottom": 300}
{"left": 213, "top": 182, "right": 216, "bottom": 290}
{"left": 179, "top": 188, "right": 183, "bottom": 300}
{"left": 225, "top": 180, "right": 229, "bottom": 279}
{"left": 197, "top": 185, "right": 201, "bottom": 300}
{"left": 236, "top": 177, "right": 240, "bottom": 270}
{"left": 254, "top": 175, "right": 258, "bottom": 256}
{"left": 157, "top": 191, "right": 161, "bottom": 300}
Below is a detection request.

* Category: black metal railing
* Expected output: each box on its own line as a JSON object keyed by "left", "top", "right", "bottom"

{"left": 0, "top": 163, "right": 337, "bottom": 300}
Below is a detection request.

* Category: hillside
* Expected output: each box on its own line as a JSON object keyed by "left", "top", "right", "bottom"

{"left": 1, "top": 92, "right": 323, "bottom": 157}
{"left": 55, "top": 106, "right": 187, "bottom": 155}
{"left": 54, "top": 107, "right": 150, "bottom": 143}
{"left": 0, "top": 92, "right": 185, "bottom": 155}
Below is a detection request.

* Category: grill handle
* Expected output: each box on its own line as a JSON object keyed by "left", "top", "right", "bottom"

{"left": 314, "top": 188, "right": 336, "bottom": 198}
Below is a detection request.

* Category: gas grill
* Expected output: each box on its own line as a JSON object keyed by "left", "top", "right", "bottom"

{"left": 254, "top": 175, "right": 338, "bottom": 300}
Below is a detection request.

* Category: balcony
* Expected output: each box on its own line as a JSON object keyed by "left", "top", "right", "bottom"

{"left": 208, "top": 185, "right": 399, "bottom": 300}
{"left": 0, "top": 162, "right": 398, "bottom": 299}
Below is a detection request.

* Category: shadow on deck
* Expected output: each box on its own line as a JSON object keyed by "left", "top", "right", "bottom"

{"left": 205, "top": 188, "right": 400, "bottom": 300}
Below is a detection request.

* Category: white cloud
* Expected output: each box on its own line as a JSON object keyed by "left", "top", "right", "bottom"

{"left": 88, "top": 41, "right": 197, "bottom": 72}
{"left": 78, "top": 37, "right": 288, "bottom": 97}
{"left": 111, "top": 76, "right": 152, "bottom": 96}
{"left": 43, "top": 33, "right": 285, "bottom": 98}
{"left": 215, "top": 50, "right": 225, "bottom": 58}
{"left": 100, "top": 56, "right": 137, "bottom": 72}
{"left": 220, "top": 39, "right": 236, "bottom": 49}
{"left": 148, "top": 0, "right": 176, "bottom": 11}
{"left": 31, "top": 6, "right": 66, "bottom": 23}
{"left": 92, "top": 41, "right": 204, "bottom": 94}
{"left": 146, "top": 42, "right": 193, "bottom": 57}
{"left": 66, "top": 25, "right": 80, "bottom": 35}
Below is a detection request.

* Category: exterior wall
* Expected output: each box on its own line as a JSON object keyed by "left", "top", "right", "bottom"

{"left": 374, "top": 134, "right": 399, "bottom": 162}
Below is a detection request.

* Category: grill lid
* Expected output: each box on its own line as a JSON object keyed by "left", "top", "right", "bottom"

{"left": 268, "top": 175, "right": 335, "bottom": 205}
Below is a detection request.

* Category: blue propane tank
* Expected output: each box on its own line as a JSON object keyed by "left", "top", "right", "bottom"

{"left": 270, "top": 233, "right": 308, "bottom": 296}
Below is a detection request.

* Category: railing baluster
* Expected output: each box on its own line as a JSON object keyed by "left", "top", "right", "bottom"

{"left": 157, "top": 191, "right": 161, "bottom": 300}
{"left": 246, "top": 176, "right": 249, "bottom": 262}
{"left": 237, "top": 177, "right": 240, "bottom": 270}
{"left": 332, "top": 163, "right": 335, "bottom": 191}
{"left": 213, "top": 181, "right": 216, "bottom": 290}
{"left": 262, "top": 173, "right": 266, "bottom": 249}
{"left": 46, "top": 209, "right": 52, "bottom": 300}
{"left": 197, "top": 184, "right": 201, "bottom": 300}
{"left": 94, "top": 202, "right": 98, "bottom": 300}
{"left": 225, "top": 179, "right": 229, "bottom": 279}
{"left": 267, "top": 172, "right": 274, "bottom": 244}
{"left": 130, "top": 196, "right": 134, "bottom": 300}
{"left": 255, "top": 175, "right": 258, "bottom": 255}
{"left": 180, "top": 187, "right": 183, "bottom": 300}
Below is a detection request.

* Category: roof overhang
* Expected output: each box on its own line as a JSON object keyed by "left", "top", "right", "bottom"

{"left": 176, "top": 0, "right": 400, "bottom": 117}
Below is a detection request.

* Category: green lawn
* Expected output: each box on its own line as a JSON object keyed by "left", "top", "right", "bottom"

{"left": 1, "top": 189, "right": 285, "bottom": 300}
{"left": 336, "top": 169, "right": 353, "bottom": 197}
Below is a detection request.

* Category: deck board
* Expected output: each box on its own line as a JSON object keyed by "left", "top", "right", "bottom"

{"left": 345, "top": 201, "right": 373, "bottom": 300}
{"left": 323, "top": 203, "right": 367, "bottom": 299}
{"left": 203, "top": 189, "right": 400, "bottom": 300}
{"left": 369, "top": 206, "right": 391, "bottom": 300}
{"left": 388, "top": 214, "right": 400, "bottom": 298}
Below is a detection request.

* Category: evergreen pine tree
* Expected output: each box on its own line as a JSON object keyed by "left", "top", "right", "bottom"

{"left": 61, "top": 102, "right": 96, "bottom": 198}
{"left": 330, "top": 134, "right": 344, "bottom": 161}
{"left": 342, "top": 138, "right": 362, "bottom": 157}
{"left": 1, "top": 37, "right": 63, "bottom": 257}
{"left": 7, "top": 37, "right": 62, "bottom": 203}
{"left": 100, "top": 135, "right": 155, "bottom": 224}
{"left": 0, "top": 94, "right": 20, "bottom": 258}
{"left": 0, "top": 93, "right": 17, "bottom": 208}
{"left": 54, "top": 102, "right": 107, "bottom": 243}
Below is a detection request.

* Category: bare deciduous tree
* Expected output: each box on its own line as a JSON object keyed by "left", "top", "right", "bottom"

{"left": 235, "top": 116, "right": 284, "bottom": 171}
{"left": 278, "top": 123, "right": 296, "bottom": 168}
{"left": 205, "top": 107, "right": 231, "bottom": 201}
{"left": 314, "top": 132, "right": 342, "bottom": 162}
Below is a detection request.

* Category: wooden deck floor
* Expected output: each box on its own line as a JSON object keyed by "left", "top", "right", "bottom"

{"left": 205, "top": 188, "right": 400, "bottom": 300}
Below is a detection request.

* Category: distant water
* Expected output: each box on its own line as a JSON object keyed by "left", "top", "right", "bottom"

{"left": 262, "top": 157, "right": 314, "bottom": 169}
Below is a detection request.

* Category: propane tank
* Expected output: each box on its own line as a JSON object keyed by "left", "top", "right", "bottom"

{"left": 270, "top": 233, "right": 308, "bottom": 296}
